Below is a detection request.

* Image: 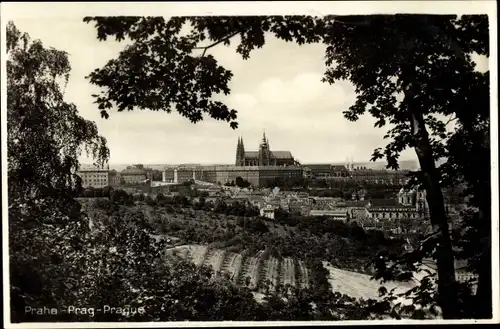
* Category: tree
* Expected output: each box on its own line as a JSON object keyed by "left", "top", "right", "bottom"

{"left": 235, "top": 176, "right": 251, "bottom": 188}
{"left": 235, "top": 176, "right": 245, "bottom": 188}
{"left": 8, "top": 20, "right": 400, "bottom": 322}
{"left": 320, "top": 15, "right": 489, "bottom": 318}
{"left": 440, "top": 77, "right": 491, "bottom": 318}
{"left": 6, "top": 21, "right": 109, "bottom": 321}
{"left": 83, "top": 15, "right": 490, "bottom": 319}
{"left": 7, "top": 22, "right": 269, "bottom": 322}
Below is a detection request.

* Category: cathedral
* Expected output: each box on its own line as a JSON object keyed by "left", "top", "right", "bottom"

{"left": 235, "top": 132, "right": 297, "bottom": 167}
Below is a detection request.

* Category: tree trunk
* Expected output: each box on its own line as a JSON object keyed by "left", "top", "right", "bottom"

{"left": 408, "top": 107, "right": 459, "bottom": 319}
{"left": 473, "top": 186, "right": 493, "bottom": 318}
{"left": 456, "top": 120, "right": 492, "bottom": 318}
{"left": 473, "top": 129, "right": 492, "bottom": 318}
{"left": 475, "top": 219, "right": 492, "bottom": 318}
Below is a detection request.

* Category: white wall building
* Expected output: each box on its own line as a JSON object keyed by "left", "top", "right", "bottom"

{"left": 76, "top": 166, "right": 110, "bottom": 188}
{"left": 260, "top": 204, "right": 277, "bottom": 219}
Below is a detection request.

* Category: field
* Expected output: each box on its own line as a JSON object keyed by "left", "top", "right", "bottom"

{"left": 323, "top": 261, "right": 416, "bottom": 304}
{"left": 168, "top": 245, "right": 311, "bottom": 294}
{"left": 281, "top": 258, "right": 296, "bottom": 288}
{"left": 168, "top": 245, "right": 208, "bottom": 266}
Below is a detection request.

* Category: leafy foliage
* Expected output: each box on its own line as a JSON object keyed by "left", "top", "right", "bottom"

{"left": 83, "top": 16, "right": 325, "bottom": 128}
{"left": 84, "top": 14, "right": 491, "bottom": 319}
{"left": 7, "top": 21, "right": 109, "bottom": 321}
{"left": 7, "top": 12, "right": 491, "bottom": 321}
{"left": 7, "top": 22, "right": 346, "bottom": 323}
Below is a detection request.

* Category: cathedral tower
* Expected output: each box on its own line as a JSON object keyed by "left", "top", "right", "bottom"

{"left": 240, "top": 137, "right": 245, "bottom": 165}
{"left": 235, "top": 137, "right": 246, "bottom": 166}
{"left": 258, "top": 131, "right": 271, "bottom": 166}
{"left": 235, "top": 137, "right": 241, "bottom": 166}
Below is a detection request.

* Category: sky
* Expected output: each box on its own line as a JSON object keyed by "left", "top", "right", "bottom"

{"left": 10, "top": 16, "right": 489, "bottom": 166}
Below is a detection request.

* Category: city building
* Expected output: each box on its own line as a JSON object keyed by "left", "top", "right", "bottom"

{"left": 161, "top": 164, "right": 303, "bottom": 187}
{"left": 455, "top": 260, "right": 478, "bottom": 293}
{"left": 175, "top": 167, "right": 197, "bottom": 184}
{"left": 344, "top": 200, "right": 370, "bottom": 221}
{"left": 260, "top": 204, "right": 278, "bottom": 219}
{"left": 302, "top": 164, "right": 351, "bottom": 180}
{"left": 288, "top": 202, "right": 311, "bottom": 216}
{"left": 162, "top": 168, "right": 175, "bottom": 183}
{"left": 303, "top": 167, "right": 313, "bottom": 179}
{"left": 335, "top": 186, "right": 431, "bottom": 234}
{"left": 120, "top": 166, "right": 148, "bottom": 184}
{"left": 366, "top": 199, "right": 420, "bottom": 221}
{"left": 235, "top": 132, "right": 297, "bottom": 166}
{"left": 76, "top": 165, "right": 110, "bottom": 188}
{"left": 213, "top": 165, "right": 303, "bottom": 187}
{"left": 351, "top": 189, "right": 368, "bottom": 201}
{"left": 310, "top": 197, "right": 341, "bottom": 209}
{"left": 158, "top": 131, "right": 304, "bottom": 187}
{"left": 108, "top": 170, "right": 120, "bottom": 187}
{"left": 309, "top": 208, "right": 349, "bottom": 221}
{"left": 350, "top": 168, "right": 410, "bottom": 185}
{"left": 366, "top": 188, "right": 428, "bottom": 223}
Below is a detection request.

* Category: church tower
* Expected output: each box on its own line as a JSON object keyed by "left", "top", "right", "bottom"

{"left": 240, "top": 137, "right": 245, "bottom": 166}
{"left": 258, "top": 131, "right": 271, "bottom": 166}
{"left": 235, "top": 137, "right": 246, "bottom": 166}
{"left": 235, "top": 137, "right": 241, "bottom": 166}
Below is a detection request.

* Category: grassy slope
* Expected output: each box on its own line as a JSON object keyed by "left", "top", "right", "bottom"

{"left": 84, "top": 200, "right": 409, "bottom": 301}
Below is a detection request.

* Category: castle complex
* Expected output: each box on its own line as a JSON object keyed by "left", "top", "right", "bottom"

{"left": 153, "top": 132, "right": 412, "bottom": 187}
{"left": 156, "top": 133, "right": 302, "bottom": 187}
{"left": 235, "top": 132, "right": 297, "bottom": 167}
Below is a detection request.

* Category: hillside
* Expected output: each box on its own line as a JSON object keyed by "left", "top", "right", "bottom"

{"left": 77, "top": 197, "right": 432, "bottom": 319}
{"left": 167, "top": 245, "right": 310, "bottom": 293}
{"left": 166, "top": 244, "right": 420, "bottom": 306}
{"left": 82, "top": 197, "right": 406, "bottom": 275}
{"left": 323, "top": 262, "right": 416, "bottom": 302}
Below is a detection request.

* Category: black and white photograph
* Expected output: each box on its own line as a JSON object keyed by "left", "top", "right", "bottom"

{"left": 1, "top": 1, "right": 498, "bottom": 326}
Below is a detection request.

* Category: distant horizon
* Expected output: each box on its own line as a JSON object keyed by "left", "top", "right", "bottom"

{"left": 83, "top": 160, "right": 418, "bottom": 166}
{"left": 80, "top": 159, "right": 421, "bottom": 171}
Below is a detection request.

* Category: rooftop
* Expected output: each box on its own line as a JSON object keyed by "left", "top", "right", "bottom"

{"left": 77, "top": 166, "right": 109, "bottom": 172}
{"left": 121, "top": 168, "right": 148, "bottom": 175}
{"left": 368, "top": 199, "right": 414, "bottom": 208}
{"left": 213, "top": 165, "right": 302, "bottom": 171}
{"left": 303, "top": 164, "right": 334, "bottom": 171}
{"left": 244, "top": 150, "right": 294, "bottom": 159}
{"left": 345, "top": 200, "right": 370, "bottom": 207}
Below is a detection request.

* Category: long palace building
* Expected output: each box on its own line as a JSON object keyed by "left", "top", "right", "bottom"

{"left": 160, "top": 131, "right": 410, "bottom": 187}
{"left": 161, "top": 132, "right": 303, "bottom": 187}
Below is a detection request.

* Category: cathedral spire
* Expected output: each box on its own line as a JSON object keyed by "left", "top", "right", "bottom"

{"left": 236, "top": 136, "right": 246, "bottom": 166}
{"left": 236, "top": 137, "right": 241, "bottom": 166}
{"left": 261, "top": 129, "right": 268, "bottom": 145}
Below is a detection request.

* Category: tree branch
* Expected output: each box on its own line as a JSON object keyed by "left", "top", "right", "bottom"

{"left": 411, "top": 274, "right": 422, "bottom": 284}
{"left": 324, "top": 15, "right": 372, "bottom": 27}
{"left": 419, "top": 229, "right": 442, "bottom": 247}
{"left": 193, "top": 31, "right": 240, "bottom": 58}
{"left": 444, "top": 114, "right": 457, "bottom": 126}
